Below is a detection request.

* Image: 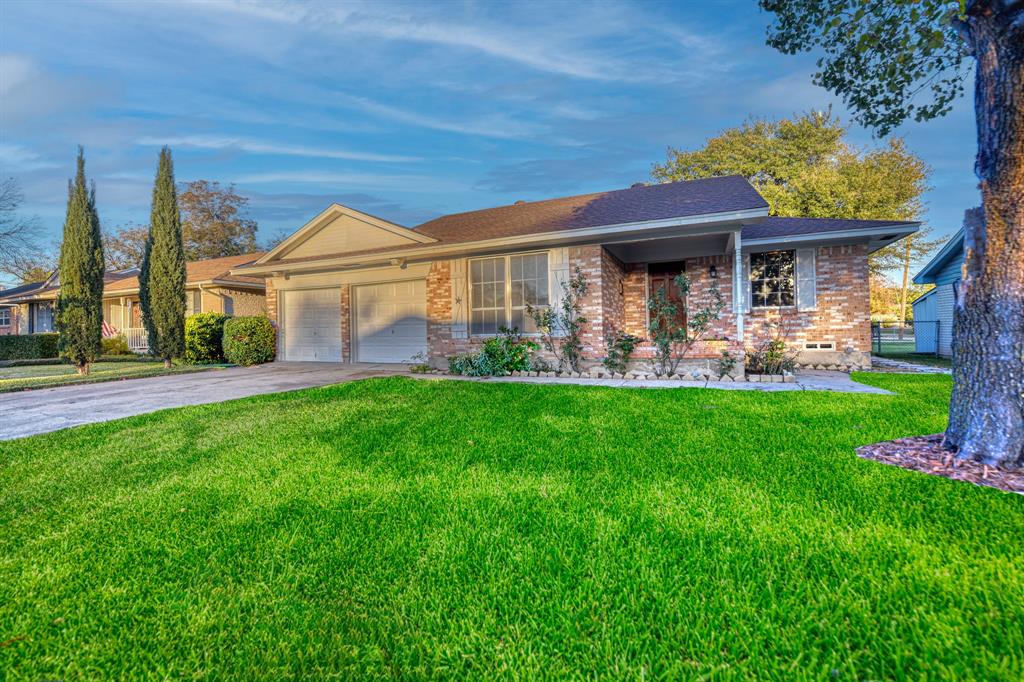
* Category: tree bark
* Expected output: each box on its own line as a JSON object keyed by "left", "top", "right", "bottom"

{"left": 946, "top": 4, "right": 1024, "bottom": 469}
{"left": 898, "top": 240, "right": 910, "bottom": 337}
{"left": 164, "top": 357, "right": 172, "bottom": 369}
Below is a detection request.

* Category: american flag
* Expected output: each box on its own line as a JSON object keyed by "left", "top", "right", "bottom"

{"left": 102, "top": 321, "right": 119, "bottom": 338}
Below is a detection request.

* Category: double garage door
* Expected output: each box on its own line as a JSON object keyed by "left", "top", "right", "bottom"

{"left": 281, "top": 280, "right": 426, "bottom": 363}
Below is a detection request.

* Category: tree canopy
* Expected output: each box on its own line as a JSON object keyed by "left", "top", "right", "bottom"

{"left": 652, "top": 111, "right": 929, "bottom": 222}
{"left": 180, "top": 180, "right": 258, "bottom": 260}
{"left": 102, "top": 224, "right": 149, "bottom": 270}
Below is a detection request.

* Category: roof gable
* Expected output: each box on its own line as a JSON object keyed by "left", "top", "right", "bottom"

{"left": 913, "top": 229, "right": 964, "bottom": 285}
{"left": 258, "top": 204, "right": 435, "bottom": 264}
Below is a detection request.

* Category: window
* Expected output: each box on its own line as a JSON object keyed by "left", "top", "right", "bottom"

{"left": 0, "top": 307, "right": 9, "bottom": 326}
{"left": 750, "top": 250, "right": 795, "bottom": 308}
{"left": 470, "top": 253, "right": 549, "bottom": 335}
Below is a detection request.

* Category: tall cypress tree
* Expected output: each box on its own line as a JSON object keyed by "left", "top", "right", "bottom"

{"left": 140, "top": 147, "right": 186, "bottom": 368}
{"left": 56, "top": 147, "right": 105, "bottom": 375}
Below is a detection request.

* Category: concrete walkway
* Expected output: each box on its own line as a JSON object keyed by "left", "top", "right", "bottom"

{"left": 0, "top": 362, "right": 404, "bottom": 441}
{"left": 412, "top": 369, "right": 892, "bottom": 394}
{"left": 871, "top": 356, "right": 951, "bottom": 374}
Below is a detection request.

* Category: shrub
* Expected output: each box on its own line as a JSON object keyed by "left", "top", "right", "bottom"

{"left": 647, "top": 273, "right": 724, "bottom": 376}
{"left": 222, "top": 316, "right": 275, "bottom": 366}
{"left": 0, "top": 333, "right": 59, "bottom": 361}
{"left": 448, "top": 327, "right": 538, "bottom": 376}
{"left": 745, "top": 309, "right": 798, "bottom": 375}
{"left": 717, "top": 349, "right": 738, "bottom": 378}
{"left": 101, "top": 335, "right": 132, "bottom": 356}
{"left": 602, "top": 330, "right": 641, "bottom": 375}
{"left": 185, "top": 312, "right": 230, "bottom": 364}
{"left": 527, "top": 267, "right": 589, "bottom": 372}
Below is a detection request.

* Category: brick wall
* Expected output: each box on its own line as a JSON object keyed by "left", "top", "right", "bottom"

{"left": 745, "top": 244, "right": 871, "bottom": 367}
{"left": 265, "top": 279, "right": 278, "bottom": 325}
{"left": 340, "top": 285, "right": 351, "bottom": 362}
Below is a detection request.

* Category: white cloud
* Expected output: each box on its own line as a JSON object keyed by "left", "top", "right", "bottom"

{"left": 135, "top": 135, "right": 419, "bottom": 162}
{"left": 0, "top": 143, "right": 59, "bottom": 172}
{"left": 232, "top": 170, "right": 467, "bottom": 192}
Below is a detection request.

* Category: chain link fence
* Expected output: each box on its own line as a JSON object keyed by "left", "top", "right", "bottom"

{"left": 872, "top": 321, "right": 939, "bottom": 356}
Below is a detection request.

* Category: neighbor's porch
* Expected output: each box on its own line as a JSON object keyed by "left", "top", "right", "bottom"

{"left": 102, "top": 297, "right": 148, "bottom": 352}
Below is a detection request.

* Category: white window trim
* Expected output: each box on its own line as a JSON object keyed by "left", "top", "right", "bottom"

{"left": 747, "top": 250, "right": 798, "bottom": 310}
{"left": 0, "top": 308, "right": 10, "bottom": 326}
{"left": 468, "top": 250, "right": 550, "bottom": 337}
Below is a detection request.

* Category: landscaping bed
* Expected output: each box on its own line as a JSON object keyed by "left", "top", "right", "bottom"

{"left": 1, "top": 372, "right": 1022, "bottom": 678}
{"left": 857, "top": 433, "right": 1024, "bottom": 494}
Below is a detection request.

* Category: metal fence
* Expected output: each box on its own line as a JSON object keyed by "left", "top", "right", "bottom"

{"left": 872, "top": 321, "right": 939, "bottom": 356}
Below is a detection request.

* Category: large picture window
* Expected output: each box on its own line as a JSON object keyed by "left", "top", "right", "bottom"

{"left": 750, "top": 250, "right": 795, "bottom": 308}
{"left": 470, "top": 252, "right": 549, "bottom": 335}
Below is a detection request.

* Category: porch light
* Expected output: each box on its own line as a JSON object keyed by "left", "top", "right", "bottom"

{"left": 709, "top": 264, "right": 718, "bottom": 279}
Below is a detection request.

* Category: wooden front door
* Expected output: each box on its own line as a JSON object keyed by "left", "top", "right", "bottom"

{"left": 648, "top": 261, "right": 687, "bottom": 329}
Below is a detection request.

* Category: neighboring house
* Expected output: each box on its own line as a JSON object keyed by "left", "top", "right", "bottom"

{"left": 233, "top": 176, "right": 919, "bottom": 373}
{"left": 0, "top": 253, "right": 266, "bottom": 350}
{"left": 912, "top": 228, "right": 964, "bottom": 358}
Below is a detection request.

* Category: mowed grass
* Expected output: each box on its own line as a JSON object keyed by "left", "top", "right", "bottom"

{"left": 1, "top": 374, "right": 1022, "bottom": 679}
{"left": 0, "top": 361, "right": 218, "bottom": 392}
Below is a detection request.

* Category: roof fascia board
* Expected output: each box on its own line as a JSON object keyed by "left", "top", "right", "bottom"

{"left": 236, "top": 207, "right": 769, "bottom": 276}
{"left": 256, "top": 203, "right": 436, "bottom": 265}
{"left": 912, "top": 230, "right": 964, "bottom": 284}
{"left": 743, "top": 224, "right": 920, "bottom": 251}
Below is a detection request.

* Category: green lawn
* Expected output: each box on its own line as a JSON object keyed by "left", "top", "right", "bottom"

{"left": 1, "top": 374, "right": 1021, "bottom": 679}
{"left": 0, "top": 361, "right": 219, "bottom": 392}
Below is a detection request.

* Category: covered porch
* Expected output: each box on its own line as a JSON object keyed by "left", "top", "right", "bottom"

{"left": 588, "top": 226, "right": 749, "bottom": 370}
{"left": 102, "top": 297, "right": 148, "bottom": 352}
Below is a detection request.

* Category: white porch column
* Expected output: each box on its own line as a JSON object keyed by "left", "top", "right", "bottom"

{"left": 733, "top": 230, "right": 744, "bottom": 346}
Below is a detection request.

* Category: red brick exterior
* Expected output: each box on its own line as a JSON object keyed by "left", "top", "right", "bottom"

{"left": 270, "top": 242, "right": 872, "bottom": 370}
{"left": 0, "top": 305, "right": 19, "bottom": 335}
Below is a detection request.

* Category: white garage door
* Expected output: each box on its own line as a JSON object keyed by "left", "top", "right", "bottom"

{"left": 354, "top": 280, "right": 427, "bottom": 363}
{"left": 282, "top": 288, "right": 342, "bottom": 362}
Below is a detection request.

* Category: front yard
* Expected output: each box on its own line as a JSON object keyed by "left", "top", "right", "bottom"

{"left": 0, "top": 360, "right": 219, "bottom": 392}
{"left": 1, "top": 374, "right": 1021, "bottom": 678}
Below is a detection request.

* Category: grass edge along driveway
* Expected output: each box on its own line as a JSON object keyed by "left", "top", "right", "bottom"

{"left": 1, "top": 373, "right": 1021, "bottom": 679}
{"left": 0, "top": 361, "right": 223, "bottom": 392}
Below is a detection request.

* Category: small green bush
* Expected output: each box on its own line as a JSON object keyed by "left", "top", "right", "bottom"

{"left": 0, "top": 333, "right": 59, "bottom": 360}
{"left": 448, "top": 327, "right": 538, "bottom": 376}
{"left": 101, "top": 335, "right": 132, "bottom": 356}
{"left": 185, "top": 312, "right": 230, "bottom": 363}
{"left": 222, "top": 316, "right": 275, "bottom": 366}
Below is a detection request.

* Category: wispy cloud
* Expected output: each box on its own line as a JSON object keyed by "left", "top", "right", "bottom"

{"left": 135, "top": 134, "right": 419, "bottom": 162}
{"left": 0, "top": 143, "right": 59, "bottom": 171}
{"left": 333, "top": 94, "right": 546, "bottom": 140}
{"left": 232, "top": 170, "right": 467, "bottom": 192}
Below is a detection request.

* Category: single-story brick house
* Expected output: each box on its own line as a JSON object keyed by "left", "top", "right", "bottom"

{"left": 232, "top": 176, "right": 918, "bottom": 373}
{"left": 0, "top": 253, "right": 267, "bottom": 351}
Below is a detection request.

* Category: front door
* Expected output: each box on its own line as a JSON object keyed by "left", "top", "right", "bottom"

{"left": 648, "top": 261, "right": 687, "bottom": 329}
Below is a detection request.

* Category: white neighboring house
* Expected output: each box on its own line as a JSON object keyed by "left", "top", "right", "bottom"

{"left": 911, "top": 229, "right": 964, "bottom": 358}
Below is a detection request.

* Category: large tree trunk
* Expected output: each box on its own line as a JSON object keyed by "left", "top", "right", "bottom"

{"left": 945, "top": 4, "right": 1024, "bottom": 469}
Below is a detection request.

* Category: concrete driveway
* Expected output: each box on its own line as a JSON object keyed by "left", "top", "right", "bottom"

{"left": 0, "top": 362, "right": 403, "bottom": 441}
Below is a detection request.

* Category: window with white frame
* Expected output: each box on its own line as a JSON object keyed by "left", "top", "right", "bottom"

{"left": 750, "top": 250, "right": 795, "bottom": 308}
{"left": 470, "top": 252, "right": 549, "bottom": 335}
{"left": 0, "top": 307, "right": 9, "bottom": 326}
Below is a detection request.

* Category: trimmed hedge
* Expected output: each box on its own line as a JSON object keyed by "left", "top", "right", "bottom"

{"left": 0, "top": 333, "right": 59, "bottom": 360}
{"left": 222, "top": 316, "right": 275, "bottom": 366}
{"left": 185, "top": 312, "right": 230, "bottom": 364}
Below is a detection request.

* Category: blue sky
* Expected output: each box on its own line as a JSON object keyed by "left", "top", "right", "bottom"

{"left": 1, "top": 0, "right": 977, "bottom": 264}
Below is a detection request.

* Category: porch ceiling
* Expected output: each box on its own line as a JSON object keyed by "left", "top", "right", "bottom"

{"left": 604, "top": 232, "right": 732, "bottom": 264}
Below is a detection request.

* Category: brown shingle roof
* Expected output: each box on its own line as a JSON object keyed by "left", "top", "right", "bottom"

{"left": 413, "top": 175, "right": 767, "bottom": 243}
{"left": 742, "top": 217, "right": 918, "bottom": 240}
{"left": 104, "top": 252, "right": 265, "bottom": 292}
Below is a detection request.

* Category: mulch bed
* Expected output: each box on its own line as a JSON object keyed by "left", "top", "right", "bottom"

{"left": 856, "top": 434, "right": 1024, "bottom": 494}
